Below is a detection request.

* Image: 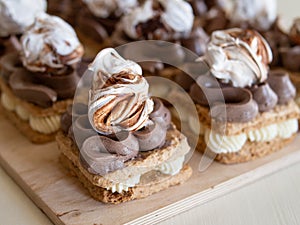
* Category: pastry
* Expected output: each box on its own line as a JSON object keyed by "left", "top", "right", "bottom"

{"left": 0, "top": 0, "right": 46, "bottom": 56}
{"left": 0, "top": 13, "right": 84, "bottom": 143}
{"left": 111, "top": 0, "right": 209, "bottom": 79}
{"left": 75, "top": 0, "right": 139, "bottom": 58}
{"left": 187, "top": 28, "right": 299, "bottom": 164}
{"left": 56, "top": 48, "right": 192, "bottom": 204}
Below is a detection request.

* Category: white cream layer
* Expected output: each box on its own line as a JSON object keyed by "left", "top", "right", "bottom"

{"left": 1, "top": 93, "right": 61, "bottom": 134}
{"left": 190, "top": 119, "right": 298, "bottom": 154}
{"left": 106, "top": 155, "right": 185, "bottom": 193}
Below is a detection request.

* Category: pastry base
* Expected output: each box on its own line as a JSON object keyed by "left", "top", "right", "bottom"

{"left": 0, "top": 76, "right": 72, "bottom": 144}
{"left": 56, "top": 124, "right": 192, "bottom": 204}
{"left": 60, "top": 154, "right": 192, "bottom": 204}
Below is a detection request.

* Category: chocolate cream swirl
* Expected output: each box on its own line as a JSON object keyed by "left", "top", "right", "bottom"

{"left": 88, "top": 48, "right": 154, "bottom": 135}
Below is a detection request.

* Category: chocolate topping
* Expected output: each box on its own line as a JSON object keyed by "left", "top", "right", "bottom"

{"left": 175, "top": 61, "right": 209, "bottom": 90}
{"left": 280, "top": 46, "right": 300, "bottom": 72}
{"left": 290, "top": 18, "right": 300, "bottom": 45}
{"left": 9, "top": 69, "right": 57, "bottom": 107}
{"left": 150, "top": 98, "right": 171, "bottom": 128}
{"left": 190, "top": 74, "right": 222, "bottom": 106}
{"left": 0, "top": 52, "right": 22, "bottom": 81}
{"left": 133, "top": 120, "right": 166, "bottom": 151}
{"left": 181, "top": 26, "right": 209, "bottom": 57}
{"left": 30, "top": 67, "right": 80, "bottom": 99}
{"left": 122, "top": 41, "right": 185, "bottom": 73}
{"left": 80, "top": 132, "right": 139, "bottom": 175}
{"left": 268, "top": 70, "right": 296, "bottom": 105}
{"left": 190, "top": 75, "right": 259, "bottom": 123}
{"left": 76, "top": 10, "right": 109, "bottom": 42}
{"left": 61, "top": 103, "right": 88, "bottom": 134}
{"left": 189, "top": 0, "right": 207, "bottom": 16}
{"left": 210, "top": 88, "right": 259, "bottom": 123}
{"left": 249, "top": 82, "right": 278, "bottom": 112}
{"left": 72, "top": 115, "right": 97, "bottom": 148}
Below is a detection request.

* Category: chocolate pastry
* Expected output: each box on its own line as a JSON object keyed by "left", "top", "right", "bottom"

{"left": 72, "top": 115, "right": 97, "bottom": 148}
{"left": 210, "top": 88, "right": 259, "bottom": 123}
{"left": 249, "top": 82, "right": 278, "bottom": 112}
{"left": 150, "top": 98, "right": 171, "bottom": 128}
{"left": 290, "top": 18, "right": 300, "bottom": 45}
{"left": 0, "top": 52, "right": 22, "bottom": 81}
{"left": 30, "top": 67, "right": 80, "bottom": 99}
{"left": 61, "top": 103, "right": 88, "bottom": 134}
{"left": 175, "top": 61, "right": 209, "bottom": 90}
{"left": 133, "top": 98, "right": 171, "bottom": 151}
{"left": 80, "top": 132, "right": 139, "bottom": 175}
{"left": 190, "top": 75, "right": 259, "bottom": 123}
{"left": 279, "top": 46, "right": 300, "bottom": 72}
{"left": 9, "top": 69, "right": 57, "bottom": 108}
{"left": 268, "top": 70, "right": 296, "bottom": 105}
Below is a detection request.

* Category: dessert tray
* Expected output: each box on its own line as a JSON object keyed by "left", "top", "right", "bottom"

{"left": 0, "top": 111, "right": 300, "bottom": 225}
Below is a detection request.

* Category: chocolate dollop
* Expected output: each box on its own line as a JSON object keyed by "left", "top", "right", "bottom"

{"left": 190, "top": 75, "right": 259, "bottom": 123}
{"left": 268, "top": 70, "right": 296, "bottom": 105}
{"left": 249, "top": 82, "right": 278, "bottom": 112}
{"left": 80, "top": 132, "right": 139, "bottom": 175}
{"left": 210, "top": 88, "right": 259, "bottom": 123}
{"left": 30, "top": 67, "right": 80, "bottom": 99}
{"left": 72, "top": 115, "right": 97, "bottom": 148}
{"left": 0, "top": 52, "right": 22, "bottom": 81}
{"left": 9, "top": 69, "right": 57, "bottom": 107}
{"left": 279, "top": 46, "right": 300, "bottom": 72}
{"left": 133, "top": 98, "right": 171, "bottom": 151}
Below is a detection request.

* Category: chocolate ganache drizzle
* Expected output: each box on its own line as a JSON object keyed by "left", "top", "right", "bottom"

{"left": 7, "top": 13, "right": 84, "bottom": 107}
{"left": 61, "top": 48, "right": 172, "bottom": 175}
{"left": 190, "top": 28, "right": 296, "bottom": 123}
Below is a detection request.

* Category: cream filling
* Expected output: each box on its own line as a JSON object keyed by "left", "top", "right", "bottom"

{"left": 106, "top": 155, "right": 185, "bottom": 193}
{"left": 195, "top": 119, "right": 298, "bottom": 154}
{"left": 1, "top": 93, "right": 61, "bottom": 134}
{"left": 29, "top": 115, "right": 61, "bottom": 134}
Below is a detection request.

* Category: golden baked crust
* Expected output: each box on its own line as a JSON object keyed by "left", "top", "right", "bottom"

{"left": 0, "top": 75, "right": 72, "bottom": 143}
{"left": 60, "top": 153, "right": 192, "bottom": 204}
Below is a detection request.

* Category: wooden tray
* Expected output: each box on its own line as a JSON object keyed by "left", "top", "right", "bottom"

{"left": 0, "top": 111, "right": 300, "bottom": 225}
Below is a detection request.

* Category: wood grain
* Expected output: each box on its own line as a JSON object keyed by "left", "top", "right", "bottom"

{"left": 0, "top": 111, "right": 300, "bottom": 225}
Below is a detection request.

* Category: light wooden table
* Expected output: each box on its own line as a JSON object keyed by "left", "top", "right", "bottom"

{"left": 0, "top": 1, "right": 299, "bottom": 224}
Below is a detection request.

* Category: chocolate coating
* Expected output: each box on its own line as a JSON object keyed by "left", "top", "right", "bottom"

{"left": 280, "top": 46, "right": 300, "bottom": 72}
{"left": 61, "top": 103, "right": 88, "bottom": 134}
{"left": 190, "top": 74, "right": 222, "bottom": 106}
{"left": 133, "top": 120, "right": 167, "bottom": 151}
{"left": 190, "top": 75, "right": 259, "bottom": 123}
{"left": 249, "top": 82, "right": 278, "bottom": 112}
{"left": 30, "top": 67, "right": 80, "bottom": 99}
{"left": 210, "top": 88, "right": 259, "bottom": 123}
{"left": 80, "top": 132, "right": 139, "bottom": 175}
{"left": 268, "top": 70, "right": 296, "bottom": 105}
{"left": 0, "top": 52, "right": 22, "bottom": 81}
{"left": 150, "top": 98, "right": 171, "bottom": 128}
{"left": 175, "top": 61, "right": 209, "bottom": 90}
{"left": 9, "top": 69, "right": 57, "bottom": 108}
{"left": 72, "top": 115, "right": 97, "bottom": 147}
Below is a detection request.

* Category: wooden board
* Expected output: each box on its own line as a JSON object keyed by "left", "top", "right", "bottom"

{"left": 0, "top": 111, "right": 300, "bottom": 225}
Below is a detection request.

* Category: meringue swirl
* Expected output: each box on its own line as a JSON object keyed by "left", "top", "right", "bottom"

{"left": 88, "top": 48, "right": 154, "bottom": 135}
{"left": 0, "top": 0, "right": 46, "bottom": 37}
{"left": 20, "top": 13, "right": 84, "bottom": 72}
{"left": 121, "top": 0, "right": 194, "bottom": 39}
{"left": 83, "top": 0, "right": 138, "bottom": 18}
{"left": 221, "top": 0, "right": 277, "bottom": 31}
{"left": 205, "top": 28, "right": 273, "bottom": 88}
